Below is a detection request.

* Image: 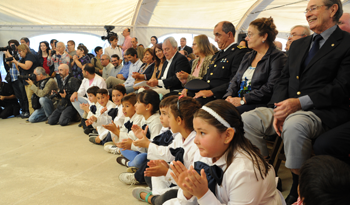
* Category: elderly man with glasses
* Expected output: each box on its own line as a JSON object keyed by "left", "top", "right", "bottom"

{"left": 241, "top": 0, "right": 350, "bottom": 204}
{"left": 285, "top": 25, "right": 311, "bottom": 52}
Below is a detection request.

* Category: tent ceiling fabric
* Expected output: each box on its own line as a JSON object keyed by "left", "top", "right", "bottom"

{"left": 0, "top": 0, "right": 349, "bottom": 46}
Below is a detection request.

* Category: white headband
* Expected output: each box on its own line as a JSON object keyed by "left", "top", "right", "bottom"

{"left": 201, "top": 106, "right": 232, "bottom": 129}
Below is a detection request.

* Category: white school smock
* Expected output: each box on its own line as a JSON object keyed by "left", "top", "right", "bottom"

{"left": 165, "top": 149, "right": 282, "bottom": 205}
{"left": 92, "top": 101, "right": 116, "bottom": 140}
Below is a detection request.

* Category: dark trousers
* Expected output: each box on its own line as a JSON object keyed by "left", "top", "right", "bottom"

{"left": 48, "top": 105, "right": 76, "bottom": 126}
{"left": 135, "top": 160, "right": 149, "bottom": 183}
{"left": 313, "top": 121, "right": 350, "bottom": 165}
{"left": 11, "top": 80, "right": 29, "bottom": 113}
{"left": 0, "top": 103, "right": 19, "bottom": 119}
{"left": 151, "top": 189, "right": 178, "bottom": 205}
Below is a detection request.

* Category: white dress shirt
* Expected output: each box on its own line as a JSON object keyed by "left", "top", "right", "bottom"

{"left": 158, "top": 52, "right": 177, "bottom": 87}
{"left": 104, "top": 46, "right": 123, "bottom": 60}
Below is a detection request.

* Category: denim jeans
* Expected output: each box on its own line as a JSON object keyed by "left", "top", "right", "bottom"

{"left": 11, "top": 80, "right": 29, "bottom": 113}
{"left": 71, "top": 96, "right": 89, "bottom": 117}
{"left": 28, "top": 97, "right": 54, "bottom": 123}
{"left": 120, "top": 149, "right": 148, "bottom": 168}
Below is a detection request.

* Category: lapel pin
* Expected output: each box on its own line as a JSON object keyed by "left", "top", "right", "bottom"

{"left": 331, "top": 44, "right": 334, "bottom": 47}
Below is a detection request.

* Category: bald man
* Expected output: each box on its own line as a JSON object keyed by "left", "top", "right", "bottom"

{"left": 48, "top": 64, "right": 81, "bottom": 126}
{"left": 47, "top": 41, "right": 70, "bottom": 87}
{"left": 339, "top": 13, "right": 350, "bottom": 33}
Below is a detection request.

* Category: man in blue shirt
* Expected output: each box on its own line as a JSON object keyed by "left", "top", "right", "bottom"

{"left": 20, "top": 37, "right": 38, "bottom": 56}
{"left": 105, "top": 53, "right": 131, "bottom": 89}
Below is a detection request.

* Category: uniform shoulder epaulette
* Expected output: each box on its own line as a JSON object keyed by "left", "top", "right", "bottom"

{"left": 237, "top": 45, "right": 247, "bottom": 49}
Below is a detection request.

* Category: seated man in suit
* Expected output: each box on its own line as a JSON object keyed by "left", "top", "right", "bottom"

{"left": 146, "top": 37, "right": 191, "bottom": 96}
{"left": 178, "top": 37, "right": 193, "bottom": 54}
{"left": 241, "top": 0, "right": 350, "bottom": 204}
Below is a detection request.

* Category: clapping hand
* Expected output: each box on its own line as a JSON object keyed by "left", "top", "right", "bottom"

{"left": 144, "top": 160, "right": 169, "bottom": 177}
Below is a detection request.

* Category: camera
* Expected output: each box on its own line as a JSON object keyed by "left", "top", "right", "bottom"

{"left": 101, "top": 25, "right": 118, "bottom": 41}
{"left": 18, "top": 73, "right": 36, "bottom": 82}
{"left": 51, "top": 50, "right": 56, "bottom": 56}
{"left": 49, "top": 91, "right": 62, "bottom": 100}
{"left": 5, "top": 57, "right": 14, "bottom": 62}
{"left": 0, "top": 44, "right": 19, "bottom": 60}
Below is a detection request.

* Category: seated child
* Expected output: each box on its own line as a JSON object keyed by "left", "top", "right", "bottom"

{"left": 293, "top": 155, "right": 350, "bottom": 205}
{"left": 130, "top": 96, "right": 202, "bottom": 205}
{"left": 80, "top": 86, "right": 99, "bottom": 135}
{"left": 86, "top": 88, "right": 117, "bottom": 145}
{"left": 164, "top": 100, "right": 282, "bottom": 205}
{"left": 103, "top": 93, "right": 143, "bottom": 154}
{"left": 116, "top": 90, "right": 162, "bottom": 174}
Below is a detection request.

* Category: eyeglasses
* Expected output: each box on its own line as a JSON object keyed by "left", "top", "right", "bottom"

{"left": 246, "top": 33, "right": 255, "bottom": 38}
{"left": 287, "top": 34, "right": 305, "bottom": 38}
{"left": 304, "top": 5, "right": 324, "bottom": 14}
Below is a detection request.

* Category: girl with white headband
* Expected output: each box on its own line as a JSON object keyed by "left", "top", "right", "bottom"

{"left": 165, "top": 99, "right": 283, "bottom": 205}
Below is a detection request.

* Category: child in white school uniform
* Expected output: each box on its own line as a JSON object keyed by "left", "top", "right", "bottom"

{"left": 165, "top": 100, "right": 282, "bottom": 205}
{"left": 131, "top": 96, "right": 202, "bottom": 205}
{"left": 103, "top": 93, "right": 143, "bottom": 154}
{"left": 116, "top": 90, "right": 162, "bottom": 174}
{"left": 79, "top": 86, "right": 100, "bottom": 135}
{"left": 101, "top": 85, "right": 126, "bottom": 151}
{"left": 86, "top": 88, "right": 117, "bottom": 145}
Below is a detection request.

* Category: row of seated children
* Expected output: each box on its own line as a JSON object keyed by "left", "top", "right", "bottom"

{"left": 96, "top": 90, "right": 284, "bottom": 204}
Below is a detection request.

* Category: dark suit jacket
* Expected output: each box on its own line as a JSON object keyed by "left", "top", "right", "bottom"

{"left": 269, "top": 26, "right": 350, "bottom": 129}
{"left": 201, "top": 43, "right": 249, "bottom": 99}
{"left": 224, "top": 46, "right": 287, "bottom": 104}
{"left": 161, "top": 52, "right": 191, "bottom": 90}
{"left": 178, "top": 45, "right": 193, "bottom": 54}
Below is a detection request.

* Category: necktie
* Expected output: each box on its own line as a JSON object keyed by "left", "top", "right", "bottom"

{"left": 124, "top": 121, "right": 133, "bottom": 132}
{"left": 169, "top": 147, "right": 185, "bottom": 164}
{"left": 108, "top": 107, "right": 119, "bottom": 120}
{"left": 142, "top": 124, "right": 151, "bottom": 139}
{"left": 90, "top": 105, "right": 97, "bottom": 114}
{"left": 304, "top": 34, "right": 323, "bottom": 67}
{"left": 194, "top": 161, "right": 224, "bottom": 196}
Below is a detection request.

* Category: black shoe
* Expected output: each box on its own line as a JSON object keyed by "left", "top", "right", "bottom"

{"left": 21, "top": 112, "right": 30, "bottom": 118}
{"left": 285, "top": 194, "right": 298, "bottom": 205}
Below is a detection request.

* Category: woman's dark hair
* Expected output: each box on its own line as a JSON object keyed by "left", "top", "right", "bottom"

{"left": 250, "top": 17, "right": 278, "bottom": 46}
{"left": 144, "top": 48, "right": 155, "bottom": 62}
{"left": 169, "top": 96, "right": 202, "bottom": 131}
{"left": 154, "top": 43, "right": 165, "bottom": 68}
{"left": 94, "top": 46, "right": 102, "bottom": 54}
{"left": 194, "top": 100, "right": 270, "bottom": 179}
{"left": 122, "top": 93, "right": 137, "bottom": 105}
{"left": 112, "top": 84, "right": 126, "bottom": 95}
{"left": 38, "top": 41, "right": 50, "bottom": 57}
{"left": 299, "top": 155, "right": 350, "bottom": 205}
{"left": 136, "top": 90, "right": 160, "bottom": 114}
{"left": 77, "top": 44, "right": 88, "bottom": 55}
{"left": 151, "top": 36, "right": 158, "bottom": 44}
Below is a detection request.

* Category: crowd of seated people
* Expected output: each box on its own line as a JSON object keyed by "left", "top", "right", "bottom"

{"left": 1, "top": 1, "right": 350, "bottom": 204}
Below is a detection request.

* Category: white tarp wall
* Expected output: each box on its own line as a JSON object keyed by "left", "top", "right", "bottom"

{"left": 1, "top": 0, "right": 350, "bottom": 50}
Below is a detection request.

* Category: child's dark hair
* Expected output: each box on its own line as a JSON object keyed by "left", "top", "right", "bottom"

{"left": 87, "top": 86, "right": 99, "bottom": 96}
{"left": 112, "top": 85, "right": 126, "bottom": 95}
{"left": 160, "top": 95, "right": 177, "bottom": 108}
{"left": 122, "top": 93, "right": 137, "bottom": 105}
{"left": 299, "top": 155, "right": 350, "bottom": 205}
{"left": 194, "top": 99, "right": 270, "bottom": 179}
{"left": 96, "top": 88, "right": 109, "bottom": 95}
{"left": 169, "top": 96, "right": 201, "bottom": 131}
{"left": 136, "top": 90, "right": 160, "bottom": 114}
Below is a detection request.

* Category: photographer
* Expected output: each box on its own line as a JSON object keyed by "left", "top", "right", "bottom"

{"left": 10, "top": 44, "right": 38, "bottom": 115}
{"left": 0, "top": 71, "right": 20, "bottom": 119}
{"left": 48, "top": 64, "right": 81, "bottom": 126}
{"left": 3, "top": 39, "right": 30, "bottom": 118}
{"left": 47, "top": 42, "right": 70, "bottom": 88}
{"left": 27, "top": 67, "right": 58, "bottom": 123}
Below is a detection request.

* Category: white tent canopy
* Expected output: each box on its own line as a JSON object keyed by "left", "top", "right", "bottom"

{"left": 1, "top": 0, "right": 349, "bottom": 50}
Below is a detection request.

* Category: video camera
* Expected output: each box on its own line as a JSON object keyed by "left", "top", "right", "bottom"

{"left": 101, "top": 25, "right": 118, "bottom": 42}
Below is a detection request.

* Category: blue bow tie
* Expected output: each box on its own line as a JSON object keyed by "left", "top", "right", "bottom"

{"left": 142, "top": 124, "right": 151, "bottom": 139}
{"left": 124, "top": 121, "right": 133, "bottom": 132}
{"left": 152, "top": 130, "right": 173, "bottom": 146}
{"left": 90, "top": 105, "right": 97, "bottom": 114}
{"left": 170, "top": 147, "right": 185, "bottom": 164}
{"left": 194, "top": 161, "right": 223, "bottom": 197}
{"left": 108, "top": 107, "right": 118, "bottom": 120}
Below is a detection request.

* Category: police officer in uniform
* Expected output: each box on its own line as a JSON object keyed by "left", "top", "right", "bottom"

{"left": 185, "top": 21, "right": 249, "bottom": 105}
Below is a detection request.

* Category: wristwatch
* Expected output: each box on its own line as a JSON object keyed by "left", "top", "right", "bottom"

{"left": 240, "top": 97, "right": 245, "bottom": 105}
